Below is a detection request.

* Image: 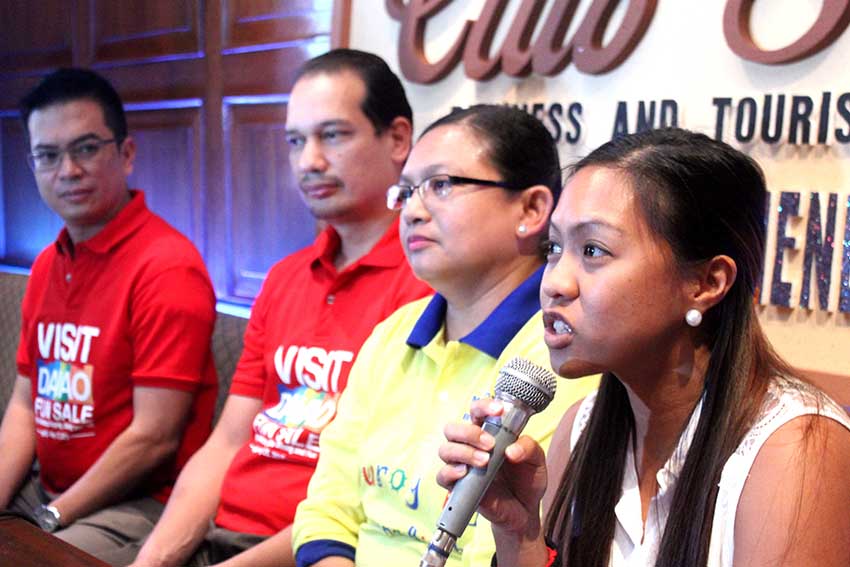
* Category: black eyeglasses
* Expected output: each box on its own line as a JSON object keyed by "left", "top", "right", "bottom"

{"left": 386, "top": 174, "right": 516, "bottom": 210}
{"left": 27, "top": 137, "right": 119, "bottom": 172}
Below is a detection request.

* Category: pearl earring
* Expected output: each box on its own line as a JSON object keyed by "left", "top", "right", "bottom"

{"left": 685, "top": 308, "right": 702, "bottom": 327}
{"left": 518, "top": 224, "right": 528, "bottom": 234}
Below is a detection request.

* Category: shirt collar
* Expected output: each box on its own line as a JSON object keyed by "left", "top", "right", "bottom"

{"left": 406, "top": 266, "right": 544, "bottom": 359}
{"left": 614, "top": 394, "right": 705, "bottom": 549}
{"left": 658, "top": 393, "right": 704, "bottom": 489}
{"left": 54, "top": 190, "right": 149, "bottom": 256}
{"left": 311, "top": 217, "right": 405, "bottom": 274}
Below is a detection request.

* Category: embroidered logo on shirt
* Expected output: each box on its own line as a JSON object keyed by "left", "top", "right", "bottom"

{"left": 361, "top": 464, "right": 422, "bottom": 510}
{"left": 249, "top": 385, "right": 340, "bottom": 464}
{"left": 246, "top": 343, "right": 355, "bottom": 464}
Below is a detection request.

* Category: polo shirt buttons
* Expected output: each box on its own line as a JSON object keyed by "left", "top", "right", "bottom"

{"left": 326, "top": 294, "right": 335, "bottom": 304}
{"left": 65, "top": 273, "right": 72, "bottom": 282}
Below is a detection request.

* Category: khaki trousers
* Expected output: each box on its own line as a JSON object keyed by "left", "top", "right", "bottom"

{"left": 7, "top": 469, "right": 163, "bottom": 566}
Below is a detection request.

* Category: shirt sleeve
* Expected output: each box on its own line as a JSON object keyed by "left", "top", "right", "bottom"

{"left": 129, "top": 264, "right": 216, "bottom": 390}
{"left": 292, "top": 321, "right": 388, "bottom": 565}
{"left": 16, "top": 254, "right": 49, "bottom": 378}
{"left": 227, "top": 282, "right": 269, "bottom": 399}
{"left": 15, "top": 286, "right": 34, "bottom": 378}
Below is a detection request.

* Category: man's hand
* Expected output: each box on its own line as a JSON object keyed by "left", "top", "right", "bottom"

{"left": 436, "top": 398, "right": 548, "bottom": 537}
{"left": 0, "top": 376, "right": 36, "bottom": 509}
{"left": 49, "top": 385, "right": 194, "bottom": 525}
{"left": 130, "top": 394, "right": 261, "bottom": 567}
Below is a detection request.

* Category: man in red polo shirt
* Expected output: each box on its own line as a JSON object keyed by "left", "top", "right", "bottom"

{"left": 132, "top": 50, "right": 431, "bottom": 567}
{"left": 0, "top": 68, "right": 217, "bottom": 563}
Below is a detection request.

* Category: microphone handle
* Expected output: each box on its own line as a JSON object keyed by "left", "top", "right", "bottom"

{"left": 421, "top": 417, "right": 517, "bottom": 567}
{"left": 437, "top": 394, "right": 534, "bottom": 538}
{"left": 421, "top": 397, "right": 535, "bottom": 567}
{"left": 436, "top": 416, "right": 517, "bottom": 536}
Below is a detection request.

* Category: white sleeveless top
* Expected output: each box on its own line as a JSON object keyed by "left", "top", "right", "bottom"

{"left": 569, "top": 377, "right": 850, "bottom": 567}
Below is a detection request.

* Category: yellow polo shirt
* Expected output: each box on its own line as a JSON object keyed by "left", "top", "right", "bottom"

{"left": 293, "top": 268, "right": 597, "bottom": 567}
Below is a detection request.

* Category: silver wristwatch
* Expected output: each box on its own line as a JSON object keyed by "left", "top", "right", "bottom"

{"left": 36, "top": 504, "right": 62, "bottom": 532}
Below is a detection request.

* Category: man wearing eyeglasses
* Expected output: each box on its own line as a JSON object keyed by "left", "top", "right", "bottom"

{"left": 131, "top": 50, "right": 431, "bottom": 567}
{"left": 0, "top": 68, "right": 218, "bottom": 563}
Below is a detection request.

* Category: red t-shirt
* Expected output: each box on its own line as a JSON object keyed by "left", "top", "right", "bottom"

{"left": 16, "top": 191, "right": 218, "bottom": 501}
{"left": 214, "top": 219, "right": 431, "bottom": 535}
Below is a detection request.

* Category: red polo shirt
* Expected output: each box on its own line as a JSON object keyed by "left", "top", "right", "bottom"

{"left": 214, "top": 218, "right": 431, "bottom": 535}
{"left": 16, "top": 191, "right": 217, "bottom": 500}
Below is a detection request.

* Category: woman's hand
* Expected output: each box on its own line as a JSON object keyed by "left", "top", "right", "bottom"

{"left": 436, "top": 398, "right": 548, "bottom": 539}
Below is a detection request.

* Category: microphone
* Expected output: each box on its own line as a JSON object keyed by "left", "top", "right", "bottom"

{"left": 420, "top": 357, "right": 558, "bottom": 567}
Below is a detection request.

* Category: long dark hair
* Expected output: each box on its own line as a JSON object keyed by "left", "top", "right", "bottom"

{"left": 545, "top": 128, "right": 794, "bottom": 566}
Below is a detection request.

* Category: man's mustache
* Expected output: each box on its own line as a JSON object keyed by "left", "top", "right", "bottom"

{"left": 299, "top": 174, "right": 342, "bottom": 188}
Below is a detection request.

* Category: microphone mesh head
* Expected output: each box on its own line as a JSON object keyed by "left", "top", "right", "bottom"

{"left": 495, "top": 357, "right": 557, "bottom": 413}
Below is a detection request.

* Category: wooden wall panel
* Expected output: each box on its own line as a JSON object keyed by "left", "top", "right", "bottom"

{"left": 0, "top": 127, "right": 4, "bottom": 256}
{"left": 90, "top": 0, "right": 202, "bottom": 64}
{"left": 224, "top": 101, "right": 315, "bottom": 299}
{"left": 126, "top": 105, "right": 204, "bottom": 248}
{"left": 0, "top": 118, "right": 62, "bottom": 265}
{"left": 223, "top": 0, "right": 333, "bottom": 51}
{"left": 0, "top": 0, "right": 345, "bottom": 303}
{"left": 0, "top": 1, "right": 74, "bottom": 73}
{"left": 221, "top": 41, "right": 329, "bottom": 96}
{"left": 99, "top": 60, "right": 209, "bottom": 102}
{"left": 0, "top": 77, "right": 51, "bottom": 112}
